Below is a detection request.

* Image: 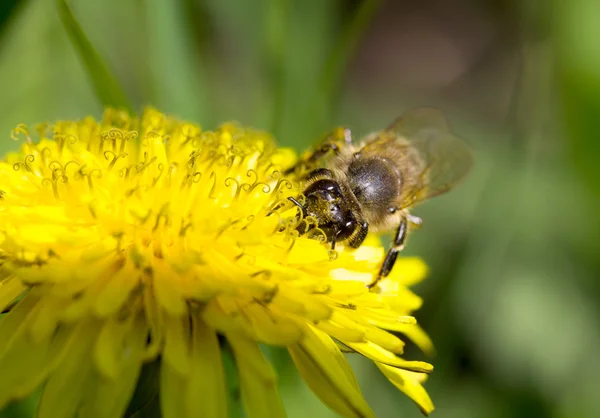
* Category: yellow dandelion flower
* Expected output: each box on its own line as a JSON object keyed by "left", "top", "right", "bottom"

{"left": 0, "top": 108, "right": 434, "bottom": 418}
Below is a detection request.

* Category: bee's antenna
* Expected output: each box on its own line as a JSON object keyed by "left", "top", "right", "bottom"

{"left": 287, "top": 196, "right": 307, "bottom": 218}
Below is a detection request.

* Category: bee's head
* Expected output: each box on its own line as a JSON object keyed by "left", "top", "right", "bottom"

{"left": 289, "top": 177, "right": 358, "bottom": 246}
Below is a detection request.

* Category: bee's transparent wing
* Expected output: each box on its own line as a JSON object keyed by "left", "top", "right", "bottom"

{"left": 364, "top": 107, "right": 474, "bottom": 207}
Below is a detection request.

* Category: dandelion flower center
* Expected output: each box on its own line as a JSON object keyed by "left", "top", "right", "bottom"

{"left": 0, "top": 108, "right": 434, "bottom": 418}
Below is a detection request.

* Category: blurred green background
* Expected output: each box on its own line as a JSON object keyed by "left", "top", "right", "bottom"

{"left": 1, "top": 0, "right": 599, "bottom": 417}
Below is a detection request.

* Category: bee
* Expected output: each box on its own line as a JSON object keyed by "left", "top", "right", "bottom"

{"left": 284, "top": 107, "right": 473, "bottom": 289}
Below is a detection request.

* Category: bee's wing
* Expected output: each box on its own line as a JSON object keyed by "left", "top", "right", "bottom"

{"left": 363, "top": 107, "right": 473, "bottom": 207}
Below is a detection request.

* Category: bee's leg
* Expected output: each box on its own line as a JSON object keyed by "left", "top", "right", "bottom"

{"left": 347, "top": 220, "right": 369, "bottom": 248}
{"left": 367, "top": 217, "right": 408, "bottom": 289}
{"left": 284, "top": 128, "right": 352, "bottom": 176}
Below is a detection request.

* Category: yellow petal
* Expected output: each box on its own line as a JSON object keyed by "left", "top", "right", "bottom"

{"left": 162, "top": 313, "right": 191, "bottom": 377}
{"left": 362, "top": 325, "right": 405, "bottom": 354}
{"left": 161, "top": 317, "right": 227, "bottom": 418}
{"left": 227, "top": 335, "right": 286, "bottom": 418}
{"left": 185, "top": 318, "right": 227, "bottom": 418}
{"left": 329, "top": 268, "right": 372, "bottom": 284}
{"left": 79, "top": 312, "right": 147, "bottom": 418}
{"left": 93, "top": 261, "right": 138, "bottom": 316}
{"left": 153, "top": 258, "right": 186, "bottom": 316}
{"left": 316, "top": 320, "right": 365, "bottom": 342}
{"left": 391, "top": 323, "right": 435, "bottom": 356}
{"left": 59, "top": 259, "right": 126, "bottom": 321}
{"left": 0, "top": 275, "right": 26, "bottom": 312}
{"left": 243, "top": 303, "right": 303, "bottom": 345}
{"left": 380, "top": 287, "right": 423, "bottom": 312}
{"left": 94, "top": 311, "right": 141, "bottom": 379}
{"left": 344, "top": 341, "right": 433, "bottom": 373}
{"left": 363, "top": 312, "right": 417, "bottom": 332}
{"left": 273, "top": 287, "right": 332, "bottom": 322}
{"left": 159, "top": 361, "right": 187, "bottom": 418}
{"left": 142, "top": 286, "right": 164, "bottom": 360}
{"left": 28, "top": 294, "right": 65, "bottom": 344}
{"left": 0, "top": 322, "right": 75, "bottom": 408}
{"left": 350, "top": 243, "right": 384, "bottom": 263}
{"left": 336, "top": 310, "right": 406, "bottom": 353}
{"left": 288, "top": 325, "right": 374, "bottom": 418}
{"left": 0, "top": 291, "right": 41, "bottom": 358}
{"left": 328, "top": 309, "right": 369, "bottom": 334}
{"left": 38, "top": 318, "right": 100, "bottom": 418}
{"left": 382, "top": 257, "right": 429, "bottom": 287}
{"left": 377, "top": 364, "right": 434, "bottom": 415}
{"left": 202, "top": 298, "right": 253, "bottom": 337}
{"left": 286, "top": 239, "right": 330, "bottom": 264}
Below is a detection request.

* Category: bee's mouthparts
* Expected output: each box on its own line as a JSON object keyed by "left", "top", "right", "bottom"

{"left": 287, "top": 196, "right": 307, "bottom": 218}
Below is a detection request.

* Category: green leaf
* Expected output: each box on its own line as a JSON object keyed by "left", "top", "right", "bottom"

{"left": 57, "top": 0, "right": 133, "bottom": 113}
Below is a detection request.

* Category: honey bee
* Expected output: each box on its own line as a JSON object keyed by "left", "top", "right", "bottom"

{"left": 284, "top": 107, "right": 473, "bottom": 289}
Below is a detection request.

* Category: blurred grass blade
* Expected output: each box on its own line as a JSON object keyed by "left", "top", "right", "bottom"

{"left": 267, "top": 0, "right": 337, "bottom": 147}
{"left": 144, "top": 0, "right": 210, "bottom": 124}
{"left": 265, "top": 0, "right": 290, "bottom": 138}
{"left": 57, "top": 0, "right": 133, "bottom": 112}
{"left": 317, "top": 0, "right": 382, "bottom": 124}
{"left": 555, "top": 0, "right": 600, "bottom": 201}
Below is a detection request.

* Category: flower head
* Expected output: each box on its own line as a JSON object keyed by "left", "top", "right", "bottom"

{"left": 0, "top": 108, "right": 434, "bottom": 418}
